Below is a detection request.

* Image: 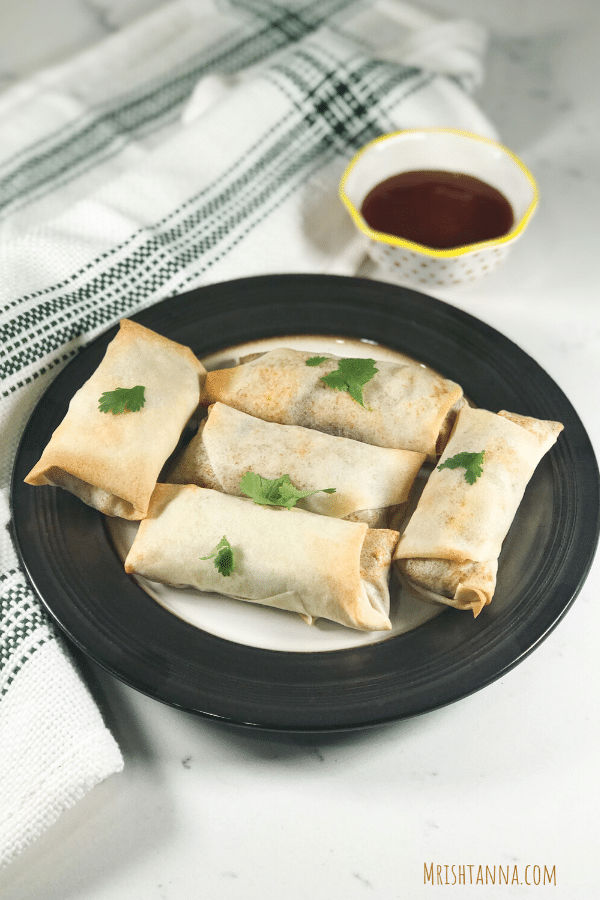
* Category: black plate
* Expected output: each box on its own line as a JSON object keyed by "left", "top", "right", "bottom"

{"left": 10, "top": 275, "right": 600, "bottom": 730}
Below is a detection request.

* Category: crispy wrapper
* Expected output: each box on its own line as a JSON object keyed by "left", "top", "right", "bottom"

{"left": 166, "top": 402, "right": 426, "bottom": 526}
{"left": 202, "top": 347, "right": 464, "bottom": 456}
{"left": 25, "top": 319, "right": 206, "bottom": 519}
{"left": 125, "top": 483, "right": 399, "bottom": 631}
{"left": 394, "top": 407, "right": 563, "bottom": 616}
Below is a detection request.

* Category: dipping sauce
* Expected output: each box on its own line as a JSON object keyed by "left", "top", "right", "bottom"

{"left": 360, "top": 170, "right": 514, "bottom": 250}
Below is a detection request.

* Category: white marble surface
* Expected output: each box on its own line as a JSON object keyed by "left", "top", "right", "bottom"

{"left": 1, "top": 1, "right": 599, "bottom": 898}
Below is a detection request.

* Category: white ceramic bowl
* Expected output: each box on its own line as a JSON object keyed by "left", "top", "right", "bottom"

{"left": 339, "top": 128, "right": 539, "bottom": 288}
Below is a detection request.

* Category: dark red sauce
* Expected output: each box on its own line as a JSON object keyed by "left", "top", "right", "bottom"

{"left": 360, "top": 169, "right": 514, "bottom": 249}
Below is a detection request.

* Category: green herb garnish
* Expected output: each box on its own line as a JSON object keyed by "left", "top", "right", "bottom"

{"left": 98, "top": 385, "right": 145, "bottom": 414}
{"left": 201, "top": 535, "right": 235, "bottom": 577}
{"left": 318, "top": 358, "right": 378, "bottom": 407}
{"left": 437, "top": 450, "right": 485, "bottom": 485}
{"left": 239, "top": 472, "right": 336, "bottom": 509}
{"left": 305, "top": 355, "right": 329, "bottom": 366}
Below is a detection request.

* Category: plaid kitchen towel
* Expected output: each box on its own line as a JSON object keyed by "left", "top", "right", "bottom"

{"left": 0, "top": 0, "right": 495, "bottom": 867}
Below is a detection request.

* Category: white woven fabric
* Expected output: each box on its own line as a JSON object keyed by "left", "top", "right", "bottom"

{"left": 0, "top": 0, "right": 494, "bottom": 867}
{"left": 0, "top": 641, "right": 124, "bottom": 868}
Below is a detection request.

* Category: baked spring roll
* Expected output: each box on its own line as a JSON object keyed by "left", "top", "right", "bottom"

{"left": 166, "top": 402, "right": 426, "bottom": 526}
{"left": 394, "top": 406, "right": 563, "bottom": 616}
{"left": 202, "top": 348, "right": 464, "bottom": 456}
{"left": 124, "top": 483, "right": 399, "bottom": 631}
{"left": 25, "top": 319, "right": 206, "bottom": 519}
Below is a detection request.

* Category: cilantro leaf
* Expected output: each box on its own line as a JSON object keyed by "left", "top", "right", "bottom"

{"left": 239, "top": 471, "right": 336, "bottom": 509}
{"left": 319, "top": 358, "right": 378, "bottom": 408}
{"left": 98, "top": 385, "right": 145, "bottom": 414}
{"left": 305, "top": 355, "right": 329, "bottom": 367}
{"left": 437, "top": 450, "right": 485, "bottom": 485}
{"left": 201, "top": 535, "right": 235, "bottom": 577}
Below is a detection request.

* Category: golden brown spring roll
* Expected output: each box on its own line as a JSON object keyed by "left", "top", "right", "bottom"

{"left": 166, "top": 402, "right": 426, "bottom": 526}
{"left": 124, "top": 483, "right": 399, "bottom": 631}
{"left": 202, "top": 348, "right": 463, "bottom": 456}
{"left": 25, "top": 319, "right": 206, "bottom": 519}
{"left": 394, "top": 407, "right": 563, "bottom": 616}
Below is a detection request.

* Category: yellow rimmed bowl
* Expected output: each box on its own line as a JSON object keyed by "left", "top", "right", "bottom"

{"left": 339, "top": 128, "right": 539, "bottom": 289}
